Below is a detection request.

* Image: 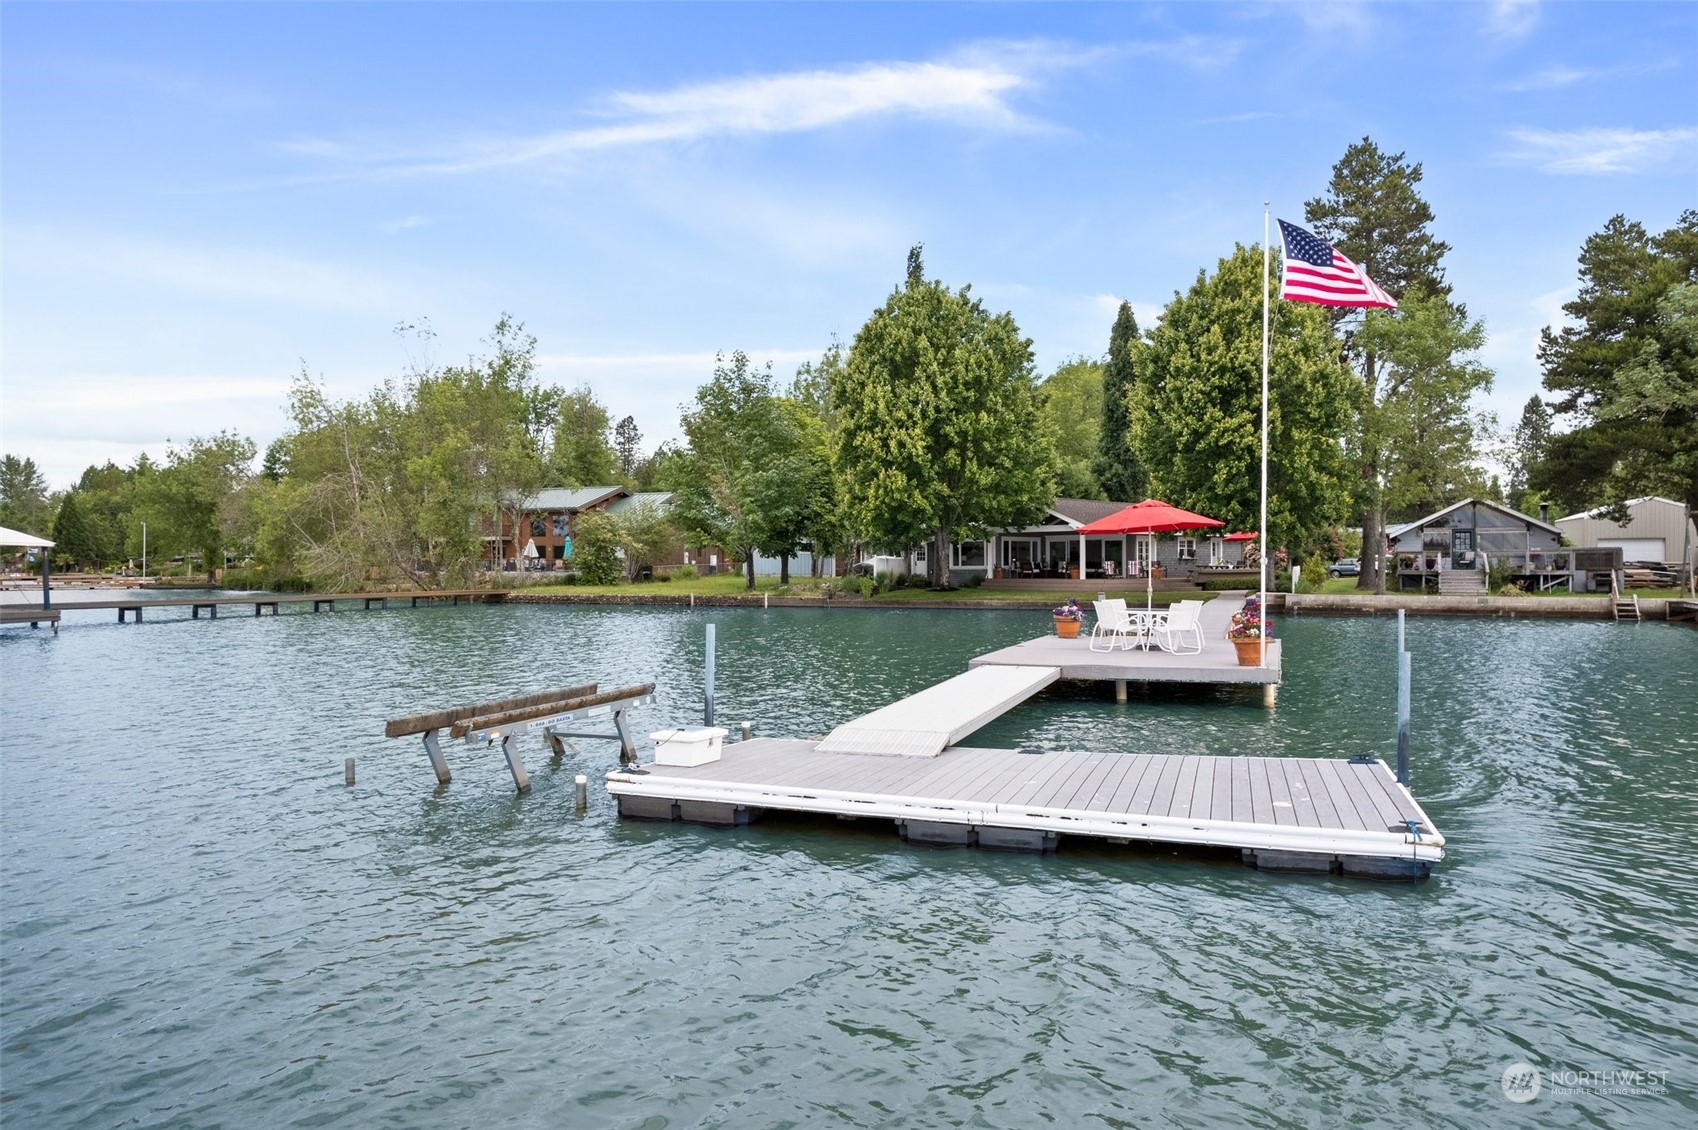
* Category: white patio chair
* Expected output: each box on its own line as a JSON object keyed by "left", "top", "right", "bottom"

{"left": 1150, "top": 600, "right": 1204, "bottom": 654}
{"left": 1090, "top": 599, "right": 1138, "bottom": 651}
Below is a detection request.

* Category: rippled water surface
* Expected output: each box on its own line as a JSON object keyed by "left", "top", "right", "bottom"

{"left": 3, "top": 602, "right": 1695, "bottom": 1128}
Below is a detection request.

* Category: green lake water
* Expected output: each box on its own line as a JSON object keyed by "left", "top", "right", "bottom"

{"left": 2, "top": 602, "right": 1694, "bottom": 1127}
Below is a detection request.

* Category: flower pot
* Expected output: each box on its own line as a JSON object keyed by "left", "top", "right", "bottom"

{"left": 1054, "top": 617, "right": 1082, "bottom": 639}
{"left": 1231, "top": 637, "right": 1265, "bottom": 666}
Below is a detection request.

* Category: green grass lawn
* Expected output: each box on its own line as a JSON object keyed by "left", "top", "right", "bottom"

{"left": 510, "top": 573, "right": 1202, "bottom": 606}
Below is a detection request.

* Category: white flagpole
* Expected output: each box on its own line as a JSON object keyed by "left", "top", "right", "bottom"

{"left": 1260, "top": 205, "right": 1270, "bottom": 668}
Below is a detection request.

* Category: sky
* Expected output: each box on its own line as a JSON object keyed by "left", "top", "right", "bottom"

{"left": 2, "top": 1, "right": 1694, "bottom": 491}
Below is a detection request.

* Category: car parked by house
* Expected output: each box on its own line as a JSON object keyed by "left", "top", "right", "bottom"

{"left": 1327, "top": 558, "right": 1360, "bottom": 578}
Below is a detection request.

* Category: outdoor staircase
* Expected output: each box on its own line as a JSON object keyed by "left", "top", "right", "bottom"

{"left": 1611, "top": 581, "right": 1642, "bottom": 621}
{"left": 1437, "top": 567, "right": 1487, "bottom": 595}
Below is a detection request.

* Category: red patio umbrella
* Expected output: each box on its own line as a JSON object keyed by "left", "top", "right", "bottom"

{"left": 1075, "top": 499, "right": 1224, "bottom": 610}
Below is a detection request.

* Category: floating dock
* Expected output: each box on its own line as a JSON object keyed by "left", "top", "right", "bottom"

{"left": 968, "top": 595, "right": 1281, "bottom": 689}
{"left": 606, "top": 739, "right": 1443, "bottom": 878}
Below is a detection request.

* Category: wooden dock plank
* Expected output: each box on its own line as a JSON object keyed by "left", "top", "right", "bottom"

{"left": 1262, "top": 756, "right": 1297, "bottom": 826}
{"left": 1348, "top": 763, "right": 1419, "bottom": 829}
{"left": 950, "top": 750, "right": 1049, "bottom": 803}
{"left": 1210, "top": 756, "right": 1235, "bottom": 825}
{"left": 1096, "top": 754, "right": 1154, "bottom": 812}
{"left": 1079, "top": 753, "right": 1142, "bottom": 812}
{"left": 1124, "top": 754, "right": 1170, "bottom": 816}
{"left": 1145, "top": 756, "right": 1186, "bottom": 818}
{"left": 1308, "top": 759, "right": 1373, "bottom": 832}
{"left": 1294, "top": 759, "right": 1343, "bottom": 829}
{"left": 1279, "top": 759, "right": 1320, "bottom": 828}
{"left": 1003, "top": 752, "right": 1082, "bottom": 808}
{"left": 1055, "top": 755, "right": 1122, "bottom": 812}
{"left": 1247, "top": 758, "right": 1275, "bottom": 825}
{"left": 1187, "top": 756, "right": 1218, "bottom": 822}
{"left": 1166, "top": 756, "right": 1202, "bottom": 819}
{"left": 1229, "top": 757, "right": 1253, "bottom": 824}
{"left": 1028, "top": 754, "right": 1101, "bottom": 811}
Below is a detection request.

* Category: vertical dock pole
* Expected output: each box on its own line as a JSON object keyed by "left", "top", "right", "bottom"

{"left": 575, "top": 774, "right": 588, "bottom": 811}
{"left": 1115, "top": 679, "right": 1127, "bottom": 703}
{"left": 740, "top": 721, "right": 753, "bottom": 742}
{"left": 704, "top": 623, "right": 716, "bottom": 727}
{"left": 1395, "top": 609, "right": 1411, "bottom": 786}
{"left": 345, "top": 758, "right": 356, "bottom": 786}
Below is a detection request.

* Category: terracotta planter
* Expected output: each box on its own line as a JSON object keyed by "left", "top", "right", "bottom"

{"left": 1054, "top": 617, "right": 1082, "bottom": 639}
{"left": 1231, "top": 637, "right": 1265, "bottom": 666}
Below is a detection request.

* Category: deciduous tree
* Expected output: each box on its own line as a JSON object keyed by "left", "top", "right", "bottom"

{"left": 1042, "top": 358, "right": 1105, "bottom": 499}
{"left": 1133, "top": 245, "right": 1355, "bottom": 556}
{"left": 832, "top": 246, "right": 1056, "bottom": 587}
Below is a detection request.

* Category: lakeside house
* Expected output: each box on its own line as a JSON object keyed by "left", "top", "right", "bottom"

{"left": 900, "top": 499, "right": 1250, "bottom": 587}
{"left": 1386, "top": 498, "right": 1572, "bottom": 592}
{"left": 493, "top": 487, "right": 715, "bottom": 573}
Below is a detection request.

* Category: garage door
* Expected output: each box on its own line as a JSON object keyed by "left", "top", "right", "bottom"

{"left": 1600, "top": 538, "right": 1666, "bottom": 563}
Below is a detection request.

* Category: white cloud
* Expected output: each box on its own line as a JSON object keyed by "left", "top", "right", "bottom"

{"left": 1503, "top": 126, "right": 1698, "bottom": 173}
{"left": 1485, "top": 0, "right": 1541, "bottom": 42}
{"left": 379, "top": 215, "right": 433, "bottom": 234}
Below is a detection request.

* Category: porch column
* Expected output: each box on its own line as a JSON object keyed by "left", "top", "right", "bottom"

{"left": 1078, "top": 531, "right": 1085, "bottom": 577}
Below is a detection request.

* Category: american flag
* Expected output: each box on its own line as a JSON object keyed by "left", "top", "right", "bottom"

{"left": 1277, "top": 219, "right": 1398, "bottom": 310}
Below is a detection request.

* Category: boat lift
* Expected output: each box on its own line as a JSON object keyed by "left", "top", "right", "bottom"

{"left": 384, "top": 682, "right": 656, "bottom": 792}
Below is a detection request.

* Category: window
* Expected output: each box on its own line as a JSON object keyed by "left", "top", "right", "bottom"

{"left": 530, "top": 517, "right": 547, "bottom": 538}
{"left": 953, "top": 541, "right": 986, "bottom": 568}
{"left": 1176, "top": 537, "right": 1196, "bottom": 561}
{"left": 552, "top": 514, "right": 569, "bottom": 538}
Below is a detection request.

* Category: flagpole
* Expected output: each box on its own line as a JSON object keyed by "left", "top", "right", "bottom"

{"left": 1260, "top": 204, "right": 1270, "bottom": 668}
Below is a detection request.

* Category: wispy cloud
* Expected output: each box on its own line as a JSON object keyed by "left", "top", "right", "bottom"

{"left": 379, "top": 215, "right": 434, "bottom": 234}
{"left": 1485, "top": 0, "right": 1541, "bottom": 42}
{"left": 283, "top": 48, "right": 1063, "bottom": 181}
{"left": 274, "top": 38, "right": 1233, "bottom": 184}
{"left": 1504, "top": 126, "right": 1698, "bottom": 173}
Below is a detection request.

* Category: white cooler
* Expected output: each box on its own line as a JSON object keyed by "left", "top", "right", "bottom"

{"left": 649, "top": 726, "right": 728, "bottom": 767}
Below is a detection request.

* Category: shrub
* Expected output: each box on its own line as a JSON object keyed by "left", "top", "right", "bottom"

{"left": 858, "top": 577, "right": 875, "bottom": 598}
{"left": 657, "top": 573, "right": 673, "bottom": 583}
{"left": 906, "top": 573, "right": 928, "bottom": 588}
{"left": 677, "top": 564, "right": 698, "bottom": 580}
{"left": 960, "top": 572, "right": 984, "bottom": 588}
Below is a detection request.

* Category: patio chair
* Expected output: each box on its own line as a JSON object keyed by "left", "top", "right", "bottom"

{"left": 1090, "top": 599, "right": 1139, "bottom": 651}
{"left": 1150, "top": 600, "right": 1204, "bottom": 654}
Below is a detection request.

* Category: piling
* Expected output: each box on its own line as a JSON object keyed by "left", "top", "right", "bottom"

{"left": 1396, "top": 650, "right": 1411, "bottom": 786}
{"left": 741, "top": 721, "right": 753, "bottom": 741}
{"left": 575, "top": 774, "right": 588, "bottom": 811}
{"left": 344, "top": 757, "right": 356, "bottom": 786}
{"left": 704, "top": 623, "right": 716, "bottom": 726}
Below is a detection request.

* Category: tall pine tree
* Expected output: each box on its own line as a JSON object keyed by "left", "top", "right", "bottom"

{"left": 1306, "top": 137, "right": 1480, "bottom": 593}
{"left": 1094, "top": 301, "right": 1148, "bottom": 502}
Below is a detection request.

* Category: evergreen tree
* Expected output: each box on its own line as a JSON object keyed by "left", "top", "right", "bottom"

{"left": 0, "top": 454, "right": 52, "bottom": 536}
{"left": 1305, "top": 137, "right": 1476, "bottom": 592}
{"left": 1505, "top": 395, "right": 1552, "bottom": 512}
{"left": 51, "top": 491, "right": 100, "bottom": 567}
{"left": 614, "top": 415, "right": 642, "bottom": 479}
{"left": 1536, "top": 211, "right": 1698, "bottom": 512}
{"left": 1093, "top": 302, "right": 1148, "bottom": 501}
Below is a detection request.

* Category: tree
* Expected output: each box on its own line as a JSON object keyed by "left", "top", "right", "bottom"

{"left": 139, "top": 431, "right": 258, "bottom": 577}
{"left": 614, "top": 415, "right": 642, "bottom": 480}
{"left": 51, "top": 491, "right": 100, "bottom": 567}
{"left": 0, "top": 454, "right": 52, "bottom": 536}
{"left": 566, "top": 508, "right": 623, "bottom": 585}
{"left": 671, "top": 351, "right": 781, "bottom": 590}
{"left": 1094, "top": 302, "right": 1149, "bottom": 501}
{"left": 552, "top": 386, "right": 619, "bottom": 487}
{"left": 1132, "top": 244, "right": 1355, "bottom": 556}
{"left": 1354, "top": 287, "right": 1496, "bottom": 524}
{"left": 1536, "top": 211, "right": 1698, "bottom": 513}
{"left": 832, "top": 245, "right": 1056, "bottom": 587}
{"left": 609, "top": 498, "right": 683, "bottom": 582}
{"left": 1306, "top": 138, "right": 1465, "bottom": 592}
{"left": 1041, "top": 358, "right": 1105, "bottom": 499}
{"left": 1504, "top": 395, "right": 1552, "bottom": 512}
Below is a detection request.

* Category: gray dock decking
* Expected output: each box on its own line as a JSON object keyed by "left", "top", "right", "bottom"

{"left": 607, "top": 738, "right": 1445, "bottom": 878}
{"left": 815, "top": 664, "right": 1058, "bottom": 757}
{"left": 969, "top": 596, "right": 1281, "bottom": 686}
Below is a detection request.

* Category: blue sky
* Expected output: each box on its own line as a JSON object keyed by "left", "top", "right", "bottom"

{"left": 3, "top": 1, "right": 1694, "bottom": 490}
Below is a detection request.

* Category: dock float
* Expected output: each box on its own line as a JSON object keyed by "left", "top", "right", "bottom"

{"left": 606, "top": 739, "right": 1444, "bottom": 878}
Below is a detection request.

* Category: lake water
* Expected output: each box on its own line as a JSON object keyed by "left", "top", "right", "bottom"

{"left": 2, "top": 603, "right": 1694, "bottom": 1128}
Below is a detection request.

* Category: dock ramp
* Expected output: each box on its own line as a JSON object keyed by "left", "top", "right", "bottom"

{"left": 815, "top": 664, "right": 1058, "bottom": 757}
